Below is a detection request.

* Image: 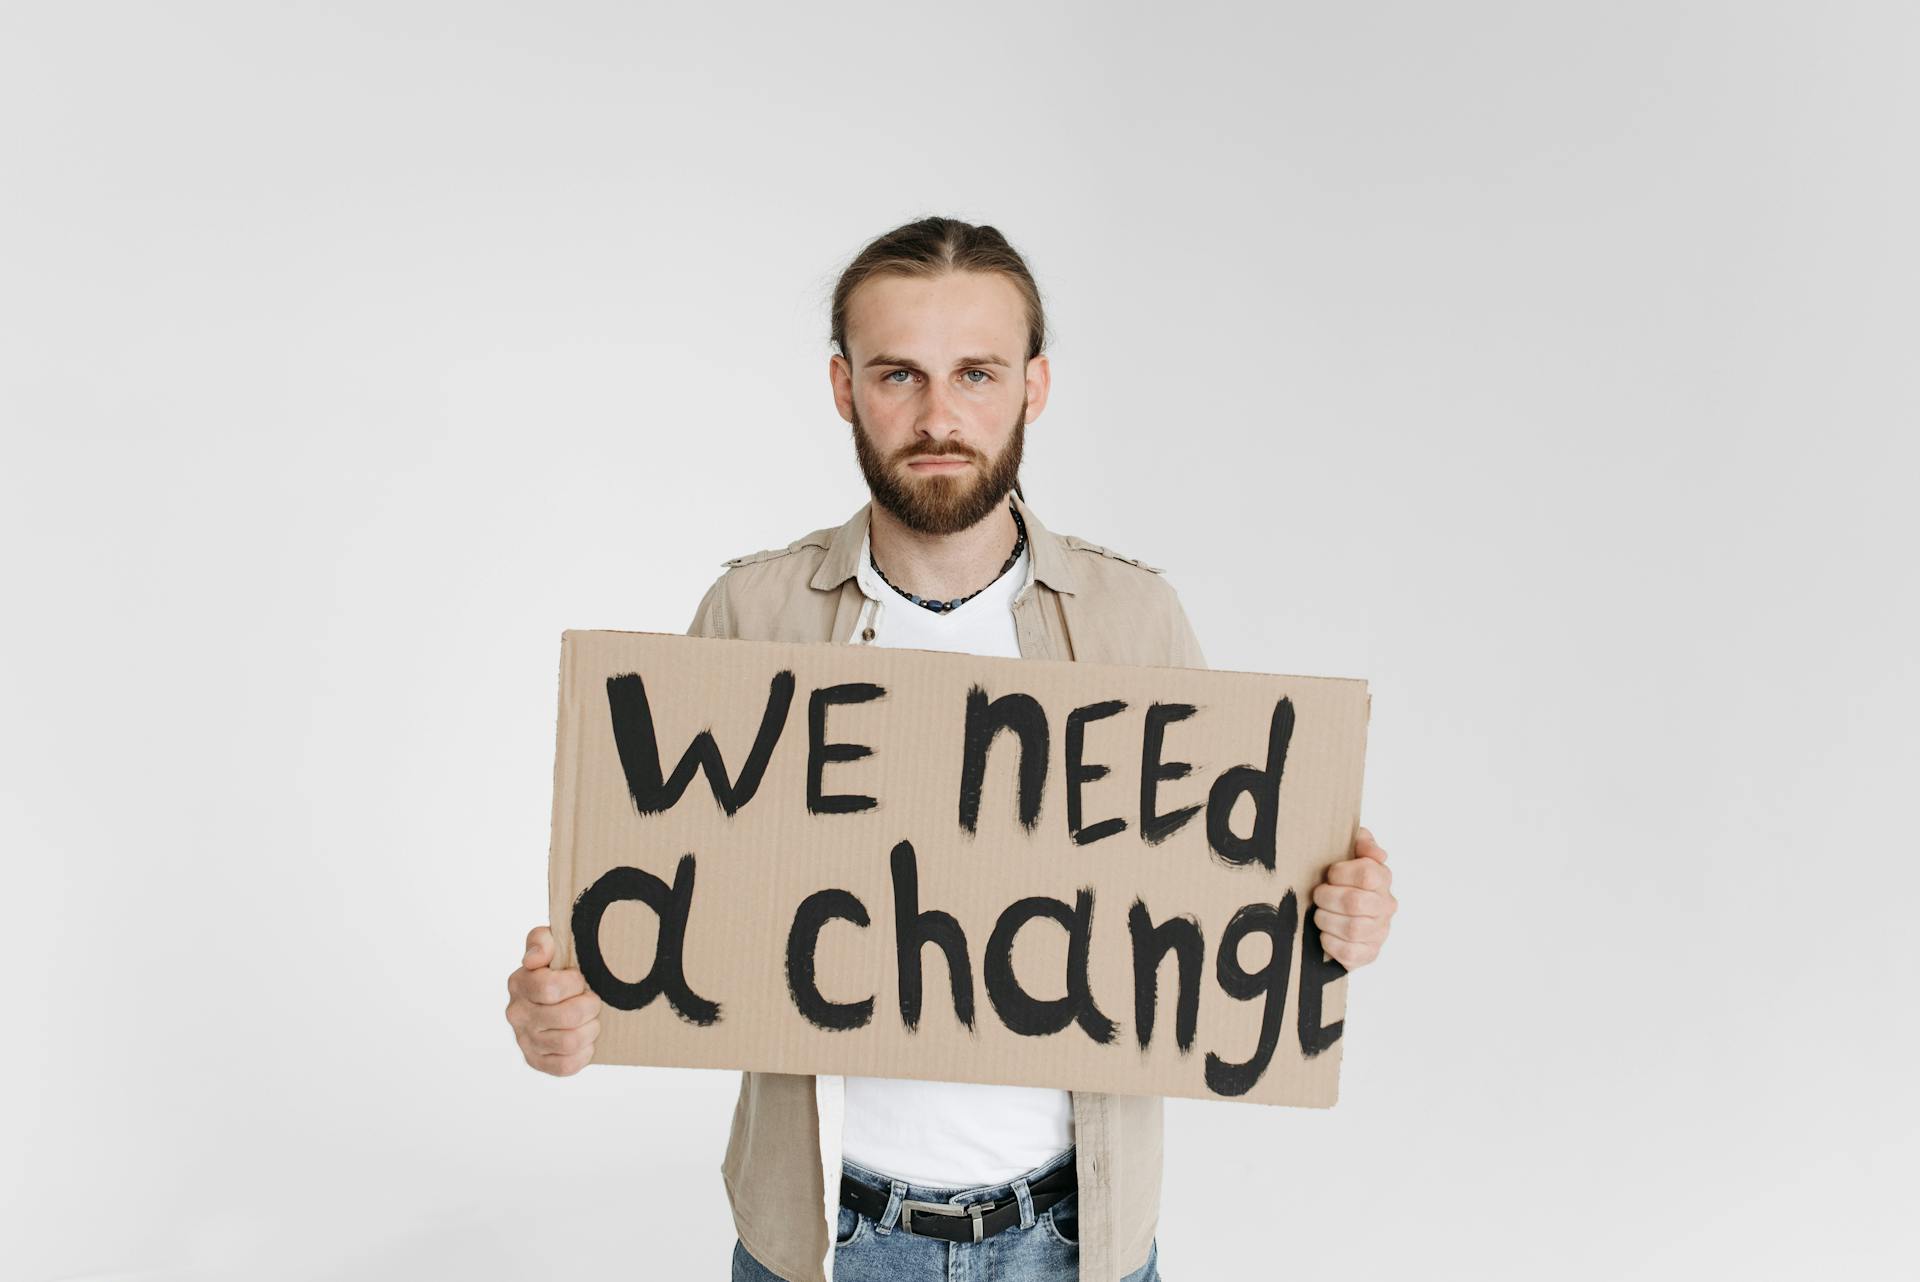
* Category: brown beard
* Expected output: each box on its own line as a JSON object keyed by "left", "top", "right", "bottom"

{"left": 849, "top": 390, "right": 1027, "bottom": 536}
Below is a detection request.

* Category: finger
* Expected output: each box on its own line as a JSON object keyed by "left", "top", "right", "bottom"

{"left": 514, "top": 965, "right": 588, "bottom": 1006}
{"left": 529, "top": 1021, "right": 596, "bottom": 1056}
{"left": 529, "top": 1018, "right": 600, "bottom": 1058}
{"left": 1312, "top": 908, "right": 1387, "bottom": 944}
{"left": 528, "top": 988, "right": 603, "bottom": 1032}
{"left": 1324, "top": 858, "right": 1391, "bottom": 891}
{"left": 507, "top": 988, "right": 590, "bottom": 1034}
{"left": 533, "top": 1047, "right": 595, "bottom": 1078}
{"left": 524, "top": 925, "right": 555, "bottom": 968}
{"left": 1312, "top": 882, "right": 1388, "bottom": 917}
{"left": 1354, "top": 827, "right": 1389, "bottom": 863}
{"left": 1321, "top": 935, "right": 1379, "bottom": 969}
{"left": 535, "top": 966, "right": 588, "bottom": 1005}
{"left": 527, "top": 1032, "right": 595, "bottom": 1076}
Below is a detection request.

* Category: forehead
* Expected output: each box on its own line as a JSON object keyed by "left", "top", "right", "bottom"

{"left": 845, "top": 270, "right": 1026, "bottom": 362}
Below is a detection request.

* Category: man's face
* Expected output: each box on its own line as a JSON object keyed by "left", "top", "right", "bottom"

{"left": 831, "top": 270, "right": 1050, "bottom": 536}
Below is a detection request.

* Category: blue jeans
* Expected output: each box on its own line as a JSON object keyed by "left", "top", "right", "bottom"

{"left": 730, "top": 1146, "right": 1161, "bottom": 1282}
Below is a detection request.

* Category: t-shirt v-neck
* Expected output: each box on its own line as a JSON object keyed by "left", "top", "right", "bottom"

{"left": 852, "top": 528, "right": 1028, "bottom": 658}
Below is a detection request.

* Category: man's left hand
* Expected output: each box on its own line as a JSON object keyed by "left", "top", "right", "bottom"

{"left": 1309, "top": 825, "right": 1397, "bottom": 970}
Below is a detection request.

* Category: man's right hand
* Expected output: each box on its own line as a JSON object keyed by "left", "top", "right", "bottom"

{"left": 505, "top": 925, "right": 602, "bottom": 1076}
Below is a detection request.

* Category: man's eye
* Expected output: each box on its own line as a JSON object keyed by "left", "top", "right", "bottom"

{"left": 884, "top": 369, "right": 915, "bottom": 384}
{"left": 964, "top": 369, "right": 991, "bottom": 384}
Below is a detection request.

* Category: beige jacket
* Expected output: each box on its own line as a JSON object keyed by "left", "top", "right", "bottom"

{"left": 685, "top": 491, "right": 1208, "bottom": 1282}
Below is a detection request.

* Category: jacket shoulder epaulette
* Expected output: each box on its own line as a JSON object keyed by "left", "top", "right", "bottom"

{"left": 720, "top": 530, "right": 833, "bottom": 570}
{"left": 1059, "top": 533, "right": 1165, "bottom": 575}
{"left": 720, "top": 545, "right": 794, "bottom": 569}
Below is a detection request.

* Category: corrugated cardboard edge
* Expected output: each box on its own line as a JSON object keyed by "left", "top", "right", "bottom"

{"left": 1323, "top": 687, "right": 1375, "bottom": 1109}
{"left": 573, "top": 627, "right": 1371, "bottom": 687}
{"left": 547, "top": 630, "right": 581, "bottom": 972}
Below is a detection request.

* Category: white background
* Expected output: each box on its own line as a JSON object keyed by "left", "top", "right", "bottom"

{"left": 3, "top": 4, "right": 1915, "bottom": 1279}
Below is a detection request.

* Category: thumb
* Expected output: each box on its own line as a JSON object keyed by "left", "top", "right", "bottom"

{"left": 1355, "top": 826, "right": 1388, "bottom": 862}
{"left": 523, "top": 925, "right": 555, "bottom": 969}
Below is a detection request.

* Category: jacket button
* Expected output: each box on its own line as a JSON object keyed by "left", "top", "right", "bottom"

{"left": 861, "top": 627, "right": 876, "bottom": 642}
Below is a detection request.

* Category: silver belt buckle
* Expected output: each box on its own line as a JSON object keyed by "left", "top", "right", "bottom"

{"left": 900, "top": 1198, "right": 994, "bottom": 1243}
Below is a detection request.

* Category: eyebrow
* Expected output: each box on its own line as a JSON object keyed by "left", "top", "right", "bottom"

{"left": 863, "top": 352, "right": 1013, "bottom": 371}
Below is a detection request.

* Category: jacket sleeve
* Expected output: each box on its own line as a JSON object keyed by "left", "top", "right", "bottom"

{"left": 687, "top": 571, "right": 735, "bottom": 640}
{"left": 1165, "top": 580, "right": 1209, "bottom": 671}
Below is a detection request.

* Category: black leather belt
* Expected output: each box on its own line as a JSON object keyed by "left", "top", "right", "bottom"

{"left": 838, "top": 1160, "right": 1076, "bottom": 1244}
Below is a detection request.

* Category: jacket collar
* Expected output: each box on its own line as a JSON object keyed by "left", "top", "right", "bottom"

{"left": 808, "top": 490, "right": 1080, "bottom": 595}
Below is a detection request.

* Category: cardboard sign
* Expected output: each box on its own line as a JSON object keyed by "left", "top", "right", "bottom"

{"left": 547, "top": 630, "right": 1369, "bottom": 1106}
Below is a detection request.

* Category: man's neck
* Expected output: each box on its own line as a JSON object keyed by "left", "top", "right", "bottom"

{"left": 867, "top": 498, "right": 1021, "bottom": 602}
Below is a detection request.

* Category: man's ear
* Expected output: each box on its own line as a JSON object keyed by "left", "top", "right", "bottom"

{"left": 829, "top": 352, "right": 855, "bottom": 423}
{"left": 1023, "top": 353, "right": 1051, "bottom": 423}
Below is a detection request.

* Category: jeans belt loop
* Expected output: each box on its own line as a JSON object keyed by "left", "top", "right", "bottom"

{"left": 1013, "top": 1175, "right": 1036, "bottom": 1230}
{"left": 876, "top": 1180, "right": 907, "bottom": 1235}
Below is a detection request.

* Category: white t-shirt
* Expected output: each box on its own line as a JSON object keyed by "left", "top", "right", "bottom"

{"left": 820, "top": 527, "right": 1075, "bottom": 1190}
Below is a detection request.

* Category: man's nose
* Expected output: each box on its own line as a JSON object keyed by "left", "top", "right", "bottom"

{"left": 915, "top": 377, "right": 967, "bottom": 442}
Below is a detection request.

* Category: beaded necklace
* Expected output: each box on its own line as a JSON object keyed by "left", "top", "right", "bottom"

{"left": 868, "top": 501, "right": 1028, "bottom": 615}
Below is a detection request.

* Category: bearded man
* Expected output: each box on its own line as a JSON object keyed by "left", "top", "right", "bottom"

{"left": 505, "top": 216, "right": 1399, "bottom": 1282}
